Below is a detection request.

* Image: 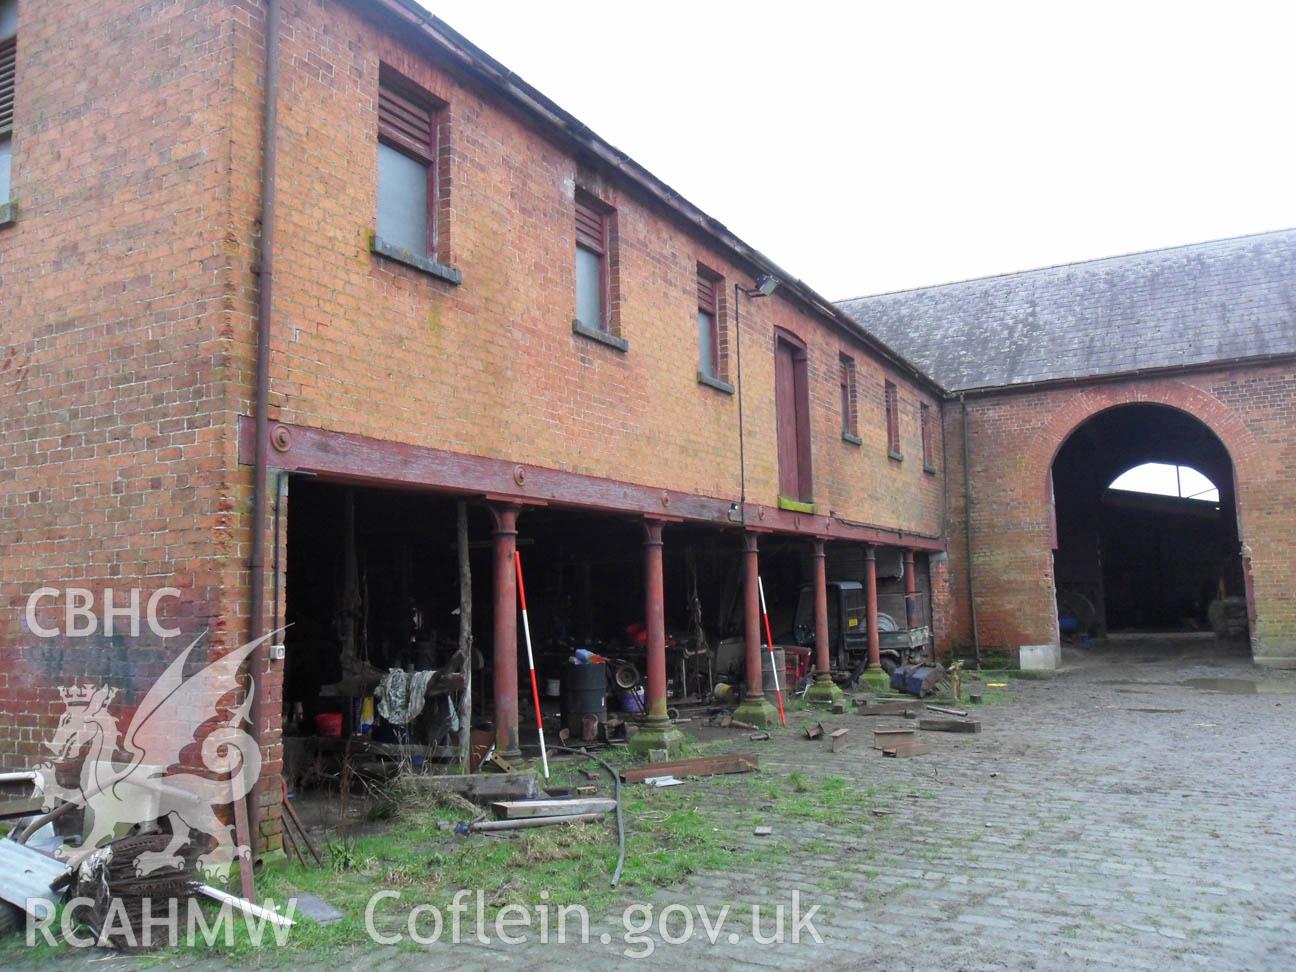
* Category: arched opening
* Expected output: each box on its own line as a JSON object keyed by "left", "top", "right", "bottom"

{"left": 1051, "top": 403, "right": 1247, "bottom": 648}
{"left": 1109, "top": 462, "right": 1220, "bottom": 503}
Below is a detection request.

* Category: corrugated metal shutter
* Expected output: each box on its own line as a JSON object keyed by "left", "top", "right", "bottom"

{"left": 0, "top": 38, "right": 15, "bottom": 137}
{"left": 575, "top": 198, "right": 605, "bottom": 252}
{"left": 379, "top": 81, "right": 433, "bottom": 162}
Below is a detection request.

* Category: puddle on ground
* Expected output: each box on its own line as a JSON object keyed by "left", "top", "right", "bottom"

{"left": 1180, "top": 677, "right": 1296, "bottom": 695}
{"left": 1095, "top": 679, "right": 1175, "bottom": 686}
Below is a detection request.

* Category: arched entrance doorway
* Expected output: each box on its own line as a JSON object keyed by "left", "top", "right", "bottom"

{"left": 1051, "top": 403, "right": 1247, "bottom": 646}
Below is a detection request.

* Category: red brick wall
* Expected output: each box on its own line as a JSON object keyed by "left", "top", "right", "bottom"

{"left": 0, "top": 0, "right": 946, "bottom": 841}
{"left": 0, "top": 0, "right": 257, "bottom": 760}
{"left": 249, "top": 0, "right": 946, "bottom": 540}
{"left": 941, "top": 366, "right": 1296, "bottom": 666}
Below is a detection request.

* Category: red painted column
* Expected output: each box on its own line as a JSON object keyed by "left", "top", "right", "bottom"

{"left": 490, "top": 503, "right": 521, "bottom": 757}
{"left": 865, "top": 544, "right": 881, "bottom": 669}
{"left": 903, "top": 549, "right": 920, "bottom": 630}
{"left": 812, "top": 538, "right": 832, "bottom": 678}
{"left": 743, "top": 532, "right": 765, "bottom": 701}
{"left": 642, "top": 520, "right": 669, "bottom": 725}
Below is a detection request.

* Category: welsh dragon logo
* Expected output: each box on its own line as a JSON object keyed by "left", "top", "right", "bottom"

{"left": 33, "top": 633, "right": 270, "bottom": 880}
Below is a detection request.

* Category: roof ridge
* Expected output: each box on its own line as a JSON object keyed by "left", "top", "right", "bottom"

{"left": 835, "top": 226, "right": 1296, "bottom": 304}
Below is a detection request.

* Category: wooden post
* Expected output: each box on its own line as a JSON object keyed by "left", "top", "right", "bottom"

{"left": 457, "top": 500, "right": 473, "bottom": 772}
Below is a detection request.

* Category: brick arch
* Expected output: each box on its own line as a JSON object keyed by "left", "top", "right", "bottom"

{"left": 1021, "top": 381, "right": 1265, "bottom": 510}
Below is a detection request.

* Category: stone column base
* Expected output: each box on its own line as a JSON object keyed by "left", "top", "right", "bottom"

{"left": 733, "top": 696, "right": 779, "bottom": 729}
{"left": 627, "top": 722, "right": 687, "bottom": 756}
{"left": 803, "top": 677, "right": 845, "bottom": 706}
{"left": 858, "top": 668, "right": 891, "bottom": 693}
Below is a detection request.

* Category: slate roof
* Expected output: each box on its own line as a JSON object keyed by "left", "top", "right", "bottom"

{"left": 836, "top": 229, "right": 1296, "bottom": 392}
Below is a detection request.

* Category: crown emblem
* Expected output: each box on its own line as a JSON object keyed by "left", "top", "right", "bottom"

{"left": 58, "top": 683, "right": 117, "bottom": 706}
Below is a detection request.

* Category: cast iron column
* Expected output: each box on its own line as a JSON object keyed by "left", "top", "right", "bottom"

{"left": 743, "top": 531, "right": 764, "bottom": 702}
{"left": 803, "top": 537, "right": 844, "bottom": 705}
{"left": 629, "top": 520, "right": 685, "bottom": 753}
{"left": 643, "top": 520, "right": 668, "bottom": 723}
{"left": 490, "top": 503, "right": 521, "bottom": 758}
{"left": 865, "top": 544, "right": 881, "bottom": 670}
{"left": 904, "top": 549, "right": 920, "bottom": 630}
{"left": 733, "top": 531, "right": 778, "bottom": 727}
{"left": 813, "top": 538, "right": 832, "bottom": 679}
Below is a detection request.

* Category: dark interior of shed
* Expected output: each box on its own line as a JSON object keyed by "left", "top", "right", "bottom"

{"left": 1051, "top": 403, "right": 1246, "bottom": 642}
{"left": 279, "top": 480, "right": 812, "bottom": 779}
{"left": 278, "top": 477, "right": 937, "bottom": 797}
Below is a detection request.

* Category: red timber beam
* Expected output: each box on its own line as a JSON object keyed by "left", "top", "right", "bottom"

{"left": 237, "top": 418, "right": 945, "bottom": 550}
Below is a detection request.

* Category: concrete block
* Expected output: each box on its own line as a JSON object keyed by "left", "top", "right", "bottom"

{"left": 1019, "top": 643, "right": 1060, "bottom": 671}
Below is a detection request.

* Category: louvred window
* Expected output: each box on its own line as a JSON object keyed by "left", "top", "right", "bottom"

{"left": 0, "top": 35, "right": 15, "bottom": 138}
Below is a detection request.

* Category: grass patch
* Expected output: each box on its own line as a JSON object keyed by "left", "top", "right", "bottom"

{"left": 0, "top": 750, "right": 785, "bottom": 964}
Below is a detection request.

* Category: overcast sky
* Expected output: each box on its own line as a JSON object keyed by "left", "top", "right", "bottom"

{"left": 423, "top": 0, "right": 1294, "bottom": 299}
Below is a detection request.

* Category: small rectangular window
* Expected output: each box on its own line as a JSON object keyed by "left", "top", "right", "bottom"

{"left": 921, "top": 402, "right": 936, "bottom": 472}
{"left": 839, "top": 354, "right": 858, "bottom": 440}
{"left": 575, "top": 195, "right": 609, "bottom": 332}
{"left": 885, "top": 380, "right": 902, "bottom": 459}
{"left": 0, "top": 0, "right": 16, "bottom": 205}
{"left": 697, "top": 269, "right": 719, "bottom": 379}
{"left": 376, "top": 69, "right": 439, "bottom": 259}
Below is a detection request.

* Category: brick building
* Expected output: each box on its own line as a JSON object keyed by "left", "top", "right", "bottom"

{"left": 1, "top": 0, "right": 1293, "bottom": 848}
{"left": 841, "top": 229, "right": 1296, "bottom": 668}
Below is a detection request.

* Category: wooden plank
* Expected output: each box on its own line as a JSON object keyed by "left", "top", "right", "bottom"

{"left": 471, "top": 812, "right": 605, "bottom": 832}
{"left": 0, "top": 797, "right": 43, "bottom": 820}
{"left": 365, "top": 742, "right": 463, "bottom": 759}
{"left": 199, "top": 885, "right": 294, "bottom": 928}
{"left": 621, "top": 753, "right": 757, "bottom": 783}
{"left": 405, "top": 771, "right": 540, "bottom": 802}
{"left": 883, "top": 740, "right": 930, "bottom": 758}
{"left": 854, "top": 700, "right": 918, "bottom": 716}
{"left": 873, "top": 728, "right": 915, "bottom": 750}
{"left": 925, "top": 704, "right": 969, "bottom": 718}
{"left": 231, "top": 780, "right": 256, "bottom": 903}
{"left": 918, "top": 719, "right": 981, "bottom": 733}
{"left": 491, "top": 798, "right": 617, "bottom": 820}
{"left": 803, "top": 721, "right": 824, "bottom": 739}
{"left": 829, "top": 728, "right": 851, "bottom": 753}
